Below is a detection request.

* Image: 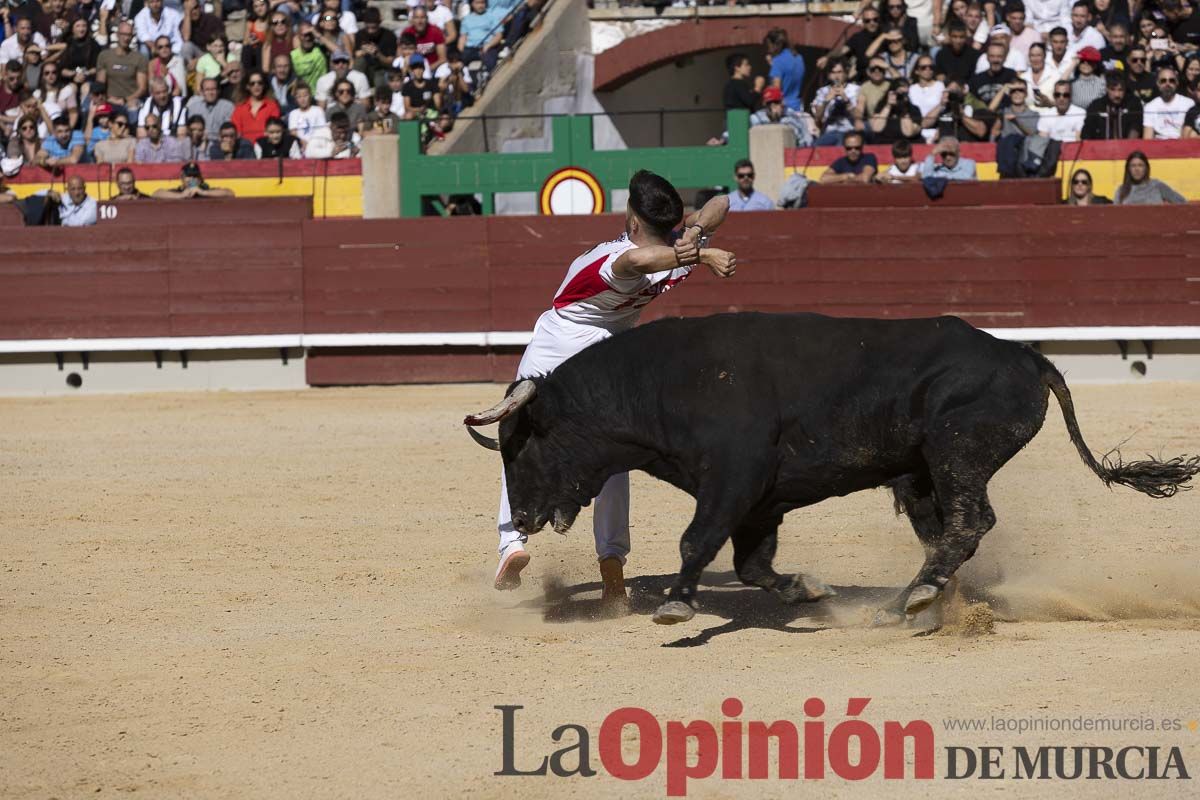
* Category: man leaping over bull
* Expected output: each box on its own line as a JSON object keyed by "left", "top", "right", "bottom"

{"left": 481, "top": 170, "right": 736, "bottom": 611}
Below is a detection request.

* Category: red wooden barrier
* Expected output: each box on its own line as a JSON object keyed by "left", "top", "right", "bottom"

{"left": 806, "top": 178, "right": 1061, "bottom": 208}
{"left": 2, "top": 200, "right": 1198, "bottom": 385}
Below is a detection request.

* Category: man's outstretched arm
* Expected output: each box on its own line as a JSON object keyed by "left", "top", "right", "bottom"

{"left": 612, "top": 246, "right": 737, "bottom": 280}
{"left": 682, "top": 193, "right": 730, "bottom": 237}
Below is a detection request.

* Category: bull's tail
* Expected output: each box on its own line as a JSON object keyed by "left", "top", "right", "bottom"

{"left": 1029, "top": 348, "right": 1200, "bottom": 498}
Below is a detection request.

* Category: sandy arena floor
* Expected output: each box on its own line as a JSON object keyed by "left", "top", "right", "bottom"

{"left": 3, "top": 382, "right": 1200, "bottom": 799}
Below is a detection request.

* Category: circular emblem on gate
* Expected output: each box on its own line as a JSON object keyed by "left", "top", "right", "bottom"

{"left": 539, "top": 167, "right": 605, "bottom": 215}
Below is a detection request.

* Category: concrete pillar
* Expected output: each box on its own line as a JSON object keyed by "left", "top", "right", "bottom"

{"left": 361, "top": 134, "right": 400, "bottom": 218}
{"left": 748, "top": 125, "right": 790, "bottom": 208}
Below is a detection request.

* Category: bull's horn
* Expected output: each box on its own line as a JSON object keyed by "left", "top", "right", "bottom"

{"left": 463, "top": 379, "right": 537, "bottom": 426}
{"left": 466, "top": 426, "right": 501, "bottom": 451}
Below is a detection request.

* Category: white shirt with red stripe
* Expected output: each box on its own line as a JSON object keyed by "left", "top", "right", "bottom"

{"left": 551, "top": 233, "right": 693, "bottom": 333}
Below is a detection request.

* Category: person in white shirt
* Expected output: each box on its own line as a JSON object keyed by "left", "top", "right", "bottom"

{"left": 0, "top": 18, "right": 47, "bottom": 64}
{"left": 314, "top": 51, "right": 371, "bottom": 106}
{"left": 974, "top": 27, "right": 1029, "bottom": 74}
{"left": 879, "top": 139, "right": 922, "bottom": 182}
{"left": 54, "top": 176, "right": 98, "bottom": 227}
{"left": 471, "top": 173, "right": 735, "bottom": 615}
{"left": 1143, "top": 67, "right": 1195, "bottom": 139}
{"left": 1046, "top": 26, "right": 1076, "bottom": 76}
{"left": 1037, "top": 79, "right": 1086, "bottom": 141}
{"left": 1024, "top": 0, "right": 1071, "bottom": 34}
{"left": 133, "top": 0, "right": 184, "bottom": 55}
{"left": 1020, "top": 42, "right": 1066, "bottom": 102}
{"left": 1003, "top": 3, "right": 1044, "bottom": 59}
{"left": 423, "top": 0, "right": 454, "bottom": 31}
{"left": 907, "top": 54, "right": 944, "bottom": 141}
{"left": 1065, "top": 1, "right": 1106, "bottom": 59}
{"left": 287, "top": 83, "right": 327, "bottom": 148}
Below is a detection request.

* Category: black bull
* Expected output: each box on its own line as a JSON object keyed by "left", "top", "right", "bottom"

{"left": 465, "top": 312, "right": 1199, "bottom": 625}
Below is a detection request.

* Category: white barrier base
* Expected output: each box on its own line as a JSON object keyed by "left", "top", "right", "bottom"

{"left": 1, "top": 329, "right": 1199, "bottom": 395}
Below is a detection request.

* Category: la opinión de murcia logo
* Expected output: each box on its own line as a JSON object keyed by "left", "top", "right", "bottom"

{"left": 495, "top": 699, "right": 1191, "bottom": 796}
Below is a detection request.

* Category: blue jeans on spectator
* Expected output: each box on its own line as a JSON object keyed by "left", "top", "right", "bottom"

{"left": 815, "top": 129, "right": 845, "bottom": 147}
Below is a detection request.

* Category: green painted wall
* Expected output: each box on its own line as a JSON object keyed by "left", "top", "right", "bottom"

{"left": 397, "top": 111, "right": 750, "bottom": 217}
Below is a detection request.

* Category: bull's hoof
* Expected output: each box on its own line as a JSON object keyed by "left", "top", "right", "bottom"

{"left": 871, "top": 608, "right": 906, "bottom": 627}
{"left": 904, "top": 584, "right": 941, "bottom": 615}
{"left": 652, "top": 600, "right": 696, "bottom": 625}
{"left": 777, "top": 573, "right": 836, "bottom": 604}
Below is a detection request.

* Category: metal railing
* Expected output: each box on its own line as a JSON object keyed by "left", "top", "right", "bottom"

{"left": 587, "top": 0, "right": 861, "bottom": 19}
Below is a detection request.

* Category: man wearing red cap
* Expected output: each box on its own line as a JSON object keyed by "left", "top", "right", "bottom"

{"left": 750, "top": 85, "right": 815, "bottom": 147}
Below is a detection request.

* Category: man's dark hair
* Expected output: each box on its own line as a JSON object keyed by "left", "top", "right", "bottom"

{"left": 186, "top": 113, "right": 205, "bottom": 127}
{"left": 1049, "top": 26, "right": 1068, "bottom": 38}
{"left": 399, "top": 33, "right": 417, "bottom": 47}
{"left": 265, "top": 116, "right": 284, "bottom": 128}
{"left": 52, "top": 114, "right": 70, "bottom": 128}
{"left": 1105, "top": 72, "right": 1126, "bottom": 88}
{"left": 734, "top": 158, "right": 754, "bottom": 172}
{"left": 5, "top": 59, "right": 22, "bottom": 72}
{"left": 1004, "top": 1, "right": 1025, "bottom": 14}
{"left": 1071, "top": 0, "right": 1090, "bottom": 11}
{"left": 328, "top": 110, "right": 350, "bottom": 127}
{"left": 116, "top": 167, "right": 134, "bottom": 180}
{"left": 375, "top": 85, "right": 391, "bottom": 101}
{"left": 627, "top": 170, "right": 683, "bottom": 239}
{"left": 725, "top": 52, "right": 749, "bottom": 75}
{"left": 220, "top": 121, "right": 237, "bottom": 134}
{"left": 763, "top": 28, "right": 789, "bottom": 51}
{"left": 891, "top": 139, "right": 912, "bottom": 158}
{"left": 843, "top": 130, "right": 865, "bottom": 147}
{"left": 362, "top": 6, "right": 382, "bottom": 23}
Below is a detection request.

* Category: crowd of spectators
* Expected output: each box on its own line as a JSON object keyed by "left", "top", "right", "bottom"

{"left": 0, "top": 0, "right": 546, "bottom": 168}
{"left": 717, "top": 0, "right": 1200, "bottom": 152}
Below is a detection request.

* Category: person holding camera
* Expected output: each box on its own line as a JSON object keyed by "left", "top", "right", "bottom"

{"left": 925, "top": 80, "right": 990, "bottom": 141}
{"left": 811, "top": 59, "right": 860, "bottom": 146}
{"left": 867, "top": 79, "right": 923, "bottom": 143}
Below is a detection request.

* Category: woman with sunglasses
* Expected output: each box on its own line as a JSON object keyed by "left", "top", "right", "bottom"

{"left": 325, "top": 77, "right": 366, "bottom": 130}
{"left": 1065, "top": 169, "right": 1110, "bottom": 205}
{"left": 1115, "top": 151, "right": 1186, "bottom": 204}
{"left": 93, "top": 112, "right": 136, "bottom": 164}
{"left": 148, "top": 36, "right": 186, "bottom": 98}
{"left": 5, "top": 113, "right": 43, "bottom": 163}
{"left": 257, "top": 13, "right": 294, "bottom": 79}
{"left": 880, "top": 0, "right": 922, "bottom": 52}
{"left": 315, "top": 8, "right": 355, "bottom": 63}
{"left": 36, "top": 62, "right": 78, "bottom": 130}
{"left": 229, "top": 69, "right": 281, "bottom": 142}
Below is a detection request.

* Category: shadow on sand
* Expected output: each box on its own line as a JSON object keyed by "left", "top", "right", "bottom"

{"left": 519, "top": 571, "right": 906, "bottom": 648}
